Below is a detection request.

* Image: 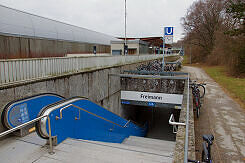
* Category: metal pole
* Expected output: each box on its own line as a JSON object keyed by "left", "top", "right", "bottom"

{"left": 190, "top": 46, "right": 192, "bottom": 64}
{"left": 47, "top": 116, "right": 54, "bottom": 154}
{"left": 0, "top": 115, "right": 46, "bottom": 138}
{"left": 124, "top": 0, "right": 127, "bottom": 55}
{"left": 110, "top": 73, "right": 188, "bottom": 80}
{"left": 162, "top": 28, "right": 165, "bottom": 71}
{"left": 184, "top": 74, "right": 190, "bottom": 163}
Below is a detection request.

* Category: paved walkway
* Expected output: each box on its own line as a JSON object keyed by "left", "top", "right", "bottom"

{"left": 183, "top": 66, "right": 245, "bottom": 163}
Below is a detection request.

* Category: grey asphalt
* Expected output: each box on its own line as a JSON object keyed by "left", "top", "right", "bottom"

{"left": 183, "top": 66, "right": 245, "bottom": 163}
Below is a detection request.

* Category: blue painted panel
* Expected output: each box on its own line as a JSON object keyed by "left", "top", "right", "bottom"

{"left": 2, "top": 93, "right": 64, "bottom": 129}
{"left": 41, "top": 99, "right": 147, "bottom": 144}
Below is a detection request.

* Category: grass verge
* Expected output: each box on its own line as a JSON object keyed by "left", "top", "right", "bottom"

{"left": 203, "top": 66, "right": 245, "bottom": 109}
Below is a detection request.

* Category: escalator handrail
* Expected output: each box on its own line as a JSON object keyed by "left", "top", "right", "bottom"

{"left": 56, "top": 103, "right": 129, "bottom": 128}
{"left": 0, "top": 114, "right": 54, "bottom": 154}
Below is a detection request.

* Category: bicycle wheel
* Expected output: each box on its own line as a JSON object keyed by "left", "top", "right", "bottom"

{"left": 201, "top": 150, "right": 205, "bottom": 162}
{"left": 199, "top": 85, "right": 206, "bottom": 98}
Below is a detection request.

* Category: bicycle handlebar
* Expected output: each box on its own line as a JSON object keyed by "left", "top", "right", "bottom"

{"left": 203, "top": 134, "right": 214, "bottom": 145}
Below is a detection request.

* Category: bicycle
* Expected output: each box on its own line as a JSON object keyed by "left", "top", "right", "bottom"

{"left": 188, "top": 134, "right": 214, "bottom": 163}
{"left": 190, "top": 81, "right": 206, "bottom": 118}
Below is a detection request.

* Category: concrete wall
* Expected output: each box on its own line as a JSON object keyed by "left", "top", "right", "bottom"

{"left": 173, "top": 80, "right": 196, "bottom": 162}
{"left": 0, "top": 59, "right": 153, "bottom": 133}
{"left": 111, "top": 42, "right": 147, "bottom": 55}
{"left": 0, "top": 35, "right": 110, "bottom": 59}
{"left": 139, "top": 43, "right": 149, "bottom": 55}
{"left": 111, "top": 43, "right": 124, "bottom": 55}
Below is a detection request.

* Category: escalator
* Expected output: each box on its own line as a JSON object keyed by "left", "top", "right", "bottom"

{"left": 35, "top": 97, "right": 147, "bottom": 144}
{"left": 1, "top": 93, "right": 64, "bottom": 130}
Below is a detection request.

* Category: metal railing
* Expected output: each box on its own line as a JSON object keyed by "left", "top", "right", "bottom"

{"left": 55, "top": 104, "right": 130, "bottom": 128}
{"left": 111, "top": 74, "right": 188, "bottom": 80}
{"left": 0, "top": 55, "right": 162, "bottom": 86}
{"left": 164, "top": 73, "right": 190, "bottom": 162}
{"left": 184, "top": 74, "right": 190, "bottom": 163}
{"left": 0, "top": 115, "right": 54, "bottom": 154}
{"left": 124, "top": 70, "right": 188, "bottom": 76}
{"left": 169, "top": 114, "right": 186, "bottom": 134}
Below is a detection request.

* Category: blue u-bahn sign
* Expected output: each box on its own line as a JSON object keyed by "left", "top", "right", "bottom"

{"left": 164, "top": 27, "right": 174, "bottom": 36}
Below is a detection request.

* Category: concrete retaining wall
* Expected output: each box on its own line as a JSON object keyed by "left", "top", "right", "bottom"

{"left": 0, "top": 57, "right": 157, "bottom": 133}
{"left": 173, "top": 80, "right": 196, "bottom": 162}
{"left": 0, "top": 35, "right": 110, "bottom": 59}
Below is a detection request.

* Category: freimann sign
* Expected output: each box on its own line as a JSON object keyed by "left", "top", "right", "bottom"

{"left": 121, "top": 91, "right": 183, "bottom": 105}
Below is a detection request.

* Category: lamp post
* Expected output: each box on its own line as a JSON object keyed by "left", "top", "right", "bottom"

{"left": 124, "top": 0, "right": 127, "bottom": 55}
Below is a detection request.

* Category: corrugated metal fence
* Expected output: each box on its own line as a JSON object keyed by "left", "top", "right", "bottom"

{"left": 0, "top": 55, "right": 162, "bottom": 86}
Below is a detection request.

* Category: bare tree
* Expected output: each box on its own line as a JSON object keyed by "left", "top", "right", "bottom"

{"left": 182, "top": 0, "right": 225, "bottom": 61}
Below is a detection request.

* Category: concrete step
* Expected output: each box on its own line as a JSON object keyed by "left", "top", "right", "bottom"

{"left": 37, "top": 138, "right": 173, "bottom": 163}
{"left": 0, "top": 133, "right": 48, "bottom": 163}
{"left": 122, "top": 136, "right": 176, "bottom": 152}
{"left": 65, "top": 138, "right": 173, "bottom": 156}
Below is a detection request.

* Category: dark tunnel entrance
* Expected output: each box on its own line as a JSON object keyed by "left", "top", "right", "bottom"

{"left": 119, "top": 72, "right": 186, "bottom": 142}
{"left": 122, "top": 104, "right": 181, "bottom": 141}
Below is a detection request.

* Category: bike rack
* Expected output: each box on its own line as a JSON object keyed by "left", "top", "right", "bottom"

{"left": 168, "top": 114, "right": 186, "bottom": 133}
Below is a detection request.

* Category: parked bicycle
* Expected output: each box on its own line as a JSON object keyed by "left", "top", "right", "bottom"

{"left": 190, "top": 81, "right": 206, "bottom": 118}
{"left": 188, "top": 134, "right": 214, "bottom": 163}
{"left": 164, "top": 64, "right": 176, "bottom": 72}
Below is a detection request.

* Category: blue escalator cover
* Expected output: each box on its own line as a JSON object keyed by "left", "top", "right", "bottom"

{"left": 1, "top": 93, "right": 64, "bottom": 129}
{"left": 37, "top": 98, "right": 147, "bottom": 144}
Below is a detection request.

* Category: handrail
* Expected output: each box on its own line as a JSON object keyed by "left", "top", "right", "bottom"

{"left": 168, "top": 114, "right": 186, "bottom": 126}
{"left": 123, "top": 70, "right": 188, "bottom": 76}
{"left": 184, "top": 73, "right": 190, "bottom": 163}
{"left": 0, "top": 115, "right": 54, "bottom": 154}
{"left": 123, "top": 120, "right": 131, "bottom": 128}
{"left": 110, "top": 74, "right": 188, "bottom": 80}
{"left": 55, "top": 104, "right": 129, "bottom": 128}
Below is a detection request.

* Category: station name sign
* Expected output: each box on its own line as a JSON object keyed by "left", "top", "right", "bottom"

{"left": 140, "top": 94, "right": 163, "bottom": 100}
{"left": 121, "top": 91, "right": 183, "bottom": 105}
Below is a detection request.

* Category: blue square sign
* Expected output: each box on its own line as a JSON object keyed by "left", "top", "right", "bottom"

{"left": 164, "top": 27, "right": 174, "bottom": 36}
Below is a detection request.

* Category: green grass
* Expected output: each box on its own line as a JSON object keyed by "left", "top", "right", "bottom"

{"left": 203, "top": 66, "right": 245, "bottom": 109}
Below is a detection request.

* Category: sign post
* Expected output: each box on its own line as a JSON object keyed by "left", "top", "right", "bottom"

{"left": 163, "top": 27, "right": 174, "bottom": 71}
{"left": 162, "top": 32, "right": 165, "bottom": 71}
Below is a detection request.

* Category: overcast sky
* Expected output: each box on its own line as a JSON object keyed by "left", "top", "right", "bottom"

{"left": 0, "top": 0, "right": 196, "bottom": 42}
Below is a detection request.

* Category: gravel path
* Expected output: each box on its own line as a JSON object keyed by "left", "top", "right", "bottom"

{"left": 182, "top": 66, "right": 245, "bottom": 163}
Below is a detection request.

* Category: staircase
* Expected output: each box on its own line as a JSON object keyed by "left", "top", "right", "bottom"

{"left": 37, "top": 136, "right": 175, "bottom": 163}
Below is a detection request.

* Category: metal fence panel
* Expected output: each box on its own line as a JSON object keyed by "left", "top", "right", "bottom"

{"left": 0, "top": 55, "right": 162, "bottom": 86}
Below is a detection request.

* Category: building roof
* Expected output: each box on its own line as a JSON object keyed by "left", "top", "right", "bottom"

{"left": 111, "top": 39, "right": 149, "bottom": 45}
{"left": 117, "top": 37, "right": 171, "bottom": 48}
{"left": 0, "top": 5, "right": 119, "bottom": 45}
